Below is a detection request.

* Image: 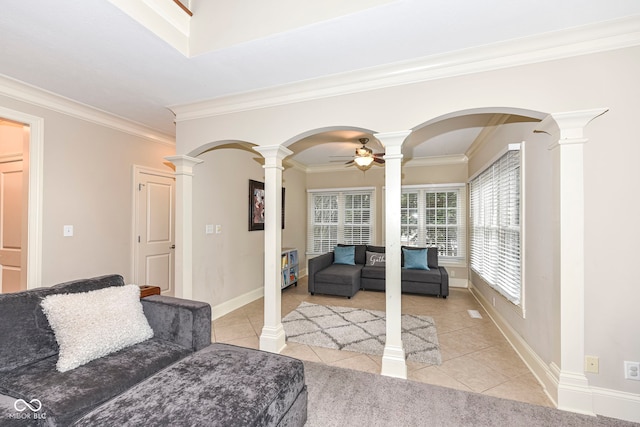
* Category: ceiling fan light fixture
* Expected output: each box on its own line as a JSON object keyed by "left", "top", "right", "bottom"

{"left": 354, "top": 155, "right": 374, "bottom": 167}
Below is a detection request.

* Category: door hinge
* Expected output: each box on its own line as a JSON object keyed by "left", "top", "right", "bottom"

{"left": 138, "top": 183, "right": 145, "bottom": 191}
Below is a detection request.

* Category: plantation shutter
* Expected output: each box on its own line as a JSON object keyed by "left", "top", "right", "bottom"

{"left": 401, "top": 191, "right": 420, "bottom": 245}
{"left": 400, "top": 184, "right": 466, "bottom": 262}
{"left": 343, "top": 191, "right": 375, "bottom": 245}
{"left": 307, "top": 188, "right": 375, "bottom": 255}
{"left": 307, "top": 192, "right": 338, "bottom": 254}
{"left": 469, "top": 148, "right": 521, "bottom": 304}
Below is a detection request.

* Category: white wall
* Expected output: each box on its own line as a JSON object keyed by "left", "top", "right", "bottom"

{"left": 0, "top": 94, "right": 175, "bottom": 286}
{"left": 175, "top": 45, "right": 640, "bottom": 418}
{"left": 191, "top": 146, "right": 307, "bottom": 316}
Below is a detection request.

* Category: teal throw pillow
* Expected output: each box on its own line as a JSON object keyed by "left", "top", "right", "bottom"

{"left": 402, "top": 247, "right": 430, "bottom": 270}
{"left": 334, "top": 245, "right": 356, "bottom": 265}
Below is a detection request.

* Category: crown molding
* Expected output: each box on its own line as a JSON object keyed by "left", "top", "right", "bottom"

{"left": 403, "top": 154, "right": 468, "bottom": 168}
{"left": 171, "top": 15, "right": 640, "bottom": 122}
{"left": 0, "top": 74, "right": 175, "bottom": 146}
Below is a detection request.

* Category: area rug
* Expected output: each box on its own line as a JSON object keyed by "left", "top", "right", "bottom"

{"left": 282, "top": 301, "right": 442, "bottom": 365}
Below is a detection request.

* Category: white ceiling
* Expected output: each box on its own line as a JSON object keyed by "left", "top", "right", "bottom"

{"left": 1, "top": 0, "right": 639, "bottom": 166}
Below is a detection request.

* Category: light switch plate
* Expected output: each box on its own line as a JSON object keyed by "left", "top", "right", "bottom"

{"left": 63, "top": 225, "right": 73, "bottom": 237}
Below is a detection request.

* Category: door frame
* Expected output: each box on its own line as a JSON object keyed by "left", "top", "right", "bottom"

{"left": 0, "top": 107, "right": 44, "bottom": 290}
{"left": 131, "top": 165, "right": 176, "bottom": 287}
{"left": 0, "top": 156, "right": 23, "bottom": 292}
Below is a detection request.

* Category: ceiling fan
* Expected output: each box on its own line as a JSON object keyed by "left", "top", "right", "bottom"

{"left": 344, "top": 138, "right": 385, "bottom": 170}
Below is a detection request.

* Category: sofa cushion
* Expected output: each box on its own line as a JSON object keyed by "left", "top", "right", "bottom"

{"left": 402, "top": 246, "right": 439, "bottom": 269}
{"left": 333, "top": 245, "right": 356, "bottom": 265}
{"left": 361, "top": 265, "right": 386, "bottom": 280}
{"left": 338, "top": 244, "right": 367, "bottom": 265}
{"left": 402, "top": 247, "right": 430, "bottom": 270}
{"left": 366, "top": 245, "right": 385, "bottom": 254}
{"left": 0, "top": 338, "right": 190, "bottom": 426}
{"left": 316, "top": 264, "right": 363, "bottom": 285}
{"left": 0, "top": 274, "right": 125, "bottom": 373}
{"left": 365, "top": 251, "right": 386, "bottom": 267}
{"left": 41, "top": 284, "right": 154, "bottom": 372}
{"left": 401, "top": 267, "right": 442, "bottom": 283}
{"left": 361, "top": 265, "right": 385, "bottom": 280}
{"left": 74, "top": 344, "right": 307, "bottom": 427}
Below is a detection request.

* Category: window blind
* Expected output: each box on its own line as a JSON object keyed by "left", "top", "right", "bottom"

{"left": 469, "top": 149, "right": 521, "bottom": 305}
{"left": 307, "top": 188, "right": 375, "bottom": 255}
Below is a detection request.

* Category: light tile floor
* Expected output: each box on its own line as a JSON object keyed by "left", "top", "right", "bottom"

{"left": 212, "top": 277, "right": 553, "bottom": 408}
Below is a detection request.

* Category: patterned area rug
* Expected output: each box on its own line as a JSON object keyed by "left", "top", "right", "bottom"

{"left": 283, "top": 302, "right": 442, "bottom": 365}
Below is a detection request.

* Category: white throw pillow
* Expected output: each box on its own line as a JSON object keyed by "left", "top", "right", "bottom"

{"left": 41, "top": 284, "right": 154, "bottom": 372}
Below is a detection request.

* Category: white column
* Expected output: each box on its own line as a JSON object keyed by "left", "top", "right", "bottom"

{"left": 538, "top": 108, "right": 607, "bottom": 415}
{"left": 165, "top": 155, "right": 203, "bottom": 299}
{"left": 376, "top": 130, "right": 411, "bottom": 379}
{"left": 254, "top": 145, "right": 293, "bottom": 354}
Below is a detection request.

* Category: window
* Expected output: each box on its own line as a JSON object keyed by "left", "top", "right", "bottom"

{"left": 307, "top": 188, "right": 375, "bottom": 255}
{"left": 400, "top": 184, "right": 466, "bottom": 263}
{"left": 469, "top": 147, "right": 521, "bottom": 305}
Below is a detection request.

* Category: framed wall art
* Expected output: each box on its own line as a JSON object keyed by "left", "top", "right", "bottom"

{"left": 249, "top": 179, "right": 285, "bottom": 231}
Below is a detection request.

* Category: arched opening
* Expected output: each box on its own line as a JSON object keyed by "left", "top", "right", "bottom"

{"left": 172, "top": 99, "right": 610, "bottom": 414}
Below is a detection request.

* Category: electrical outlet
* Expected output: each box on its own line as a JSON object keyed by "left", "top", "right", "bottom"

{"left": 585, "top": 356, "right": 599, "bottom": 374}
{"left": 624, "top": 361, "right": 640, "bottom": 381}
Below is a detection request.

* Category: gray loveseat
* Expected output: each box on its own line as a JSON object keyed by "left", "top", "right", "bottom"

{"left": 0, "top": 274, "right": 307, "bottom": 426}
{"left": 308, "top": 244, "right": 449, "bottom": 299}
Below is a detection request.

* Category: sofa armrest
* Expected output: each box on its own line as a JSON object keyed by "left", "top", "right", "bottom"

{"left": 141, "top": 296, "right": 211, "bottom": 352}
{"left": 438, "top": 266, "right": 449, "bottom": 297}
{"left": 308, "top": 252, "right": 334, "bottom": 293}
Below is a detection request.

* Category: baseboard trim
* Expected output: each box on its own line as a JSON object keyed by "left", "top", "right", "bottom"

{"left": 449, "top": 278, "right": 468, "bottom": 288}
{"left": 591, "top": 387, "right": 640, "bottom": 424}
{"left": 469, "top": 285, "right": 559, "bottom": 406}
{"left": 470, "top": 285, "right": 640, "bottom": 423}
{"left": 211, "top": 286, "right": 263, "bottom": 321}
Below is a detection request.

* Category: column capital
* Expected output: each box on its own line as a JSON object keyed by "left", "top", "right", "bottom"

{"left": 375, "top": 130, "right": 412, "bottom": 150}
{"left": 253, "top": 145, "right": 293, "bottom": 167}
{"left": 165, "top": 155, "right": 204, "bottom": 174}
{"left": 536, "top": 108, "right": 608, "bottom": 147}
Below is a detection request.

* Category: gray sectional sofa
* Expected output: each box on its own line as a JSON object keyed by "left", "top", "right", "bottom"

{"left": 308, "top": 244, "right": 449, "bottom": 299}
{"left": 0, "top": 274, "right": 307, "bottom": 426}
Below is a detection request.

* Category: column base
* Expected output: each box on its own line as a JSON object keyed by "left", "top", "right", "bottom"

{"left": 557, "top": 370, "right": 595, "bottom": 416}
{"left": 381, "top": 344, "right": 407, "bottom": 379}
{"left": 259, "top": 324, "right": 286, "bottom": 354}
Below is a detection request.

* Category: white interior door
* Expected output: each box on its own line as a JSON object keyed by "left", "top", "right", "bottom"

{"left": 0, "top": 160, "right": 23, "bottom": 293}
{"left": 135, "top": 171, "right": 175, "bottom": 295}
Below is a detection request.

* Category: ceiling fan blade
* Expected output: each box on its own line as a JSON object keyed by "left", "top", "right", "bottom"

{"left": 373, "top": 152, "right": 385, "bottom": 157}
{"left": 373, "top": 157, "right": 385, "bottom": 164}
{"left": 345, "top": 160, "right": 355, "bottom": 165}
